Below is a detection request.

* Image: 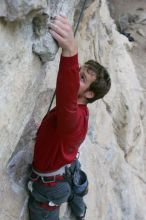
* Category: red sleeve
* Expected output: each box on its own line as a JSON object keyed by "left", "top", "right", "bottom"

{"left": 56, "top": 54, "right": 80, "bottom": 134}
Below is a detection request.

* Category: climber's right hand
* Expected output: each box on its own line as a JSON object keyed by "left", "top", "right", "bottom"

{"left": 49, "top": 15, "right": 77, "bottom": 57}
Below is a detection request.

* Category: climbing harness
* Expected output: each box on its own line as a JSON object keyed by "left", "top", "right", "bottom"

{"left": 48, "top": 0, "right": 87, "bottom": 112}
{"left": 28, "top": 159, "right": 88, "bottom": 198}
{"left": 28, "top": 159, "right": 88, "bottom": 212}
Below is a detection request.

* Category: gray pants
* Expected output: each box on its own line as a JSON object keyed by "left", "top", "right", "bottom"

{"left": 28, "top": 180, "right": 86, "bottom": 220}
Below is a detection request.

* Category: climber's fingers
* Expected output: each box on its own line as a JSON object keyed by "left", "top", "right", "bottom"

{"left": 57, "top": 14, "right": 68, "bottom": 24}
{"left": 54, "top": 19, "right": 69, "bottom": 31}
{"left": 49, "top": 15, "right": 76, "bottom": 54}
{"left": 49, "top": 22, "right": 67, "bottom": 38}
{"left": 49, "top": 29, "right": 65, "bottom": 44}
{"left": 49, "top": 15, "right": 71, "bottom": 34}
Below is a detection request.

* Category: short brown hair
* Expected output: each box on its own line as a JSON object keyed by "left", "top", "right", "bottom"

{"left": 85, "top": 60, "right": 111, "bottom": 103}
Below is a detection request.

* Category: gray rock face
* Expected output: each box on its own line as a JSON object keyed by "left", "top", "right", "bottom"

{"left": 0, "top": 0, "right": 146, "bottom": 220}
{"left": 0, "top": 0, "right": 47, "bottom": 21}
{"left": 32, "top": 13, "right": 59, "bottom": 62}
{"left": 31, "top": 0, "right": 78, "bottom": 62}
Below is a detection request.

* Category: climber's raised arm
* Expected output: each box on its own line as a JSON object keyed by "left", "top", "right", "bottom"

{"left": 49, "top": 15, "right": 80, "bottom": 134}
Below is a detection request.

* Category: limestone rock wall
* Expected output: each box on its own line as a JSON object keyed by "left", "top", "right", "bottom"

{"left": 0, "top": 0, "right": 146, "bottom": 220}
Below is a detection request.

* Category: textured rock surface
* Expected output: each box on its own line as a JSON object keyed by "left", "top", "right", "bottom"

{"left": 0, "top": 0, "right": 146, "bottom": 220}
{"left": 0, "top": 0, "right": 47, "bottom": 21}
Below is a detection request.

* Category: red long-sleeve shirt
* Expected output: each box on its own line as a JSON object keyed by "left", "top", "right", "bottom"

{"left": 32, "top": 54, "right": 89, "bottom": 172}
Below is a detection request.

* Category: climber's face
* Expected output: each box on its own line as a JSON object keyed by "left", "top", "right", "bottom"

{"left": 78, "top": 65, "right": 96, "bottom": 104}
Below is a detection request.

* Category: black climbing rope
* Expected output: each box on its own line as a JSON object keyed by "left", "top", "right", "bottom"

{"left": 48, "top": 0, "right": 87, "bottom": 112}
{"left": 74, "top": 0, "right": 87, "bottom": 37}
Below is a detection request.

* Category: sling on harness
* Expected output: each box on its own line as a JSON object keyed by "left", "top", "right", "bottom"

{"left": 65, "top": 159, "right": 88, "bottom": 197}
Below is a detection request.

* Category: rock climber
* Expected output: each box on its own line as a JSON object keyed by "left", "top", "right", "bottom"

{"left": 28, "top": 15, "right": 111, "bottom": 220}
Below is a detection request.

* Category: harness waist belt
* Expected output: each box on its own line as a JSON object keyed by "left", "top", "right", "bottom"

{"left": 32, "top": 164, "right": 71, "bottom": 177}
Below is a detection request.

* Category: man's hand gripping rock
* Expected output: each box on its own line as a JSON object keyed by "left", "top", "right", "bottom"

{"left": 49, "top": 15, "right": 77, "bottom": 57}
